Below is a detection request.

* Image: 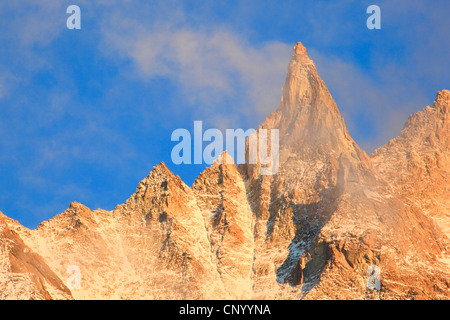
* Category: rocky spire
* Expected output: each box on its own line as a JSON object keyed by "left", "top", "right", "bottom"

{"left": 261, "top": 42, "right": 354, "bottom": 161}
{"left": 434, "top": 89, "right": 450, "bottom": 111}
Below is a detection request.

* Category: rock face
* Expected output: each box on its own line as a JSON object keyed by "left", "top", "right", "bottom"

{"left": 0, "top": 212, "right": 72, "bottom": 300}
{"left": 192, "top": 155, "right": 255, "bottom": 299}
{"left": 14, "top": 165, "right": 228, "bottom": 299}
{"left": 371, "top": 90, "right": 450, "bottom": 238}
{"left": 240, "top": 43, "right": 449, "bottom": 299}
{"left": 1, "top": 42, "right": 449, "bottom": 300}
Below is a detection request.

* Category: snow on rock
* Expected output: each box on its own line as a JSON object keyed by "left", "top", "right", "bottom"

{"left": 1, "top": 44, "right": 449, "bottom": 300}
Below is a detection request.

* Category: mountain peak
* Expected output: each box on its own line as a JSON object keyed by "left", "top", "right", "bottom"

{"left": 68, "top": 201, "right": 89, "bottom": 211}
{"left": 292, "top": 42, "right": 310, "bottom": 62}
{"left": 152, "top": 161, "right": 171, "bottom": 174}
{"left": 214, "top": 151, "right": 235, "bottom": 165}
{"left": 259, "top": 42, "right": 353, "bottom": 161}
{"left": 433, "top": 89, "right": 450, "bottom": 112}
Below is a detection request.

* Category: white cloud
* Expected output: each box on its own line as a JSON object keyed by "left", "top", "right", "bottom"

{"left": 101, "top": 18, "right": 291, "bottom": 127}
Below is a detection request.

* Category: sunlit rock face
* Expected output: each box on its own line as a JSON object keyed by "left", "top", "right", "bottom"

{"left": 1, "top": 43, "right": 449, "bottom": 300}
{"left": 371, "top": 90, "right": 450, "bottom": 239}
{"left": 240, "top": 42, "right": 449, "bottom": 299}
{"left": 0, "top": 212, "right": 73, "bottom": 300}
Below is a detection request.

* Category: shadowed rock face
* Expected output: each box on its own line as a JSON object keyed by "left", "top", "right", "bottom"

{"left": 1, "top": 43, "right": 449, "bottom": 300}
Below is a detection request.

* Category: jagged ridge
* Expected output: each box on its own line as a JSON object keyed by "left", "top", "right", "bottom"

{"left": 1, "top": 43, "right": 449, "bottom": 300}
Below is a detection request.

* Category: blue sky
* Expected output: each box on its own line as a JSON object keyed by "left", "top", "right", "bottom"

{"left": 0, "top": 0, "right": 448, "bottom": 229}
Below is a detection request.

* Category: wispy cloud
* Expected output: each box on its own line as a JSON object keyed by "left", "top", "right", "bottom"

{"left": 310, "top": 50, "right": 429, "bottom": 152}
{"left": 0, "top": 1, "right": 66, "bottom": 46}
{"left": 100, "top": 12, "right": 291, "bottom": 127}
{"left": 306, "top": 0, "right": 450, "bottom": 152}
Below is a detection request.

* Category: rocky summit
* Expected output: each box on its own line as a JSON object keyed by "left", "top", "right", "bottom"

{"left": 1, "top": 43, "right": 449, "bottom": 300}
